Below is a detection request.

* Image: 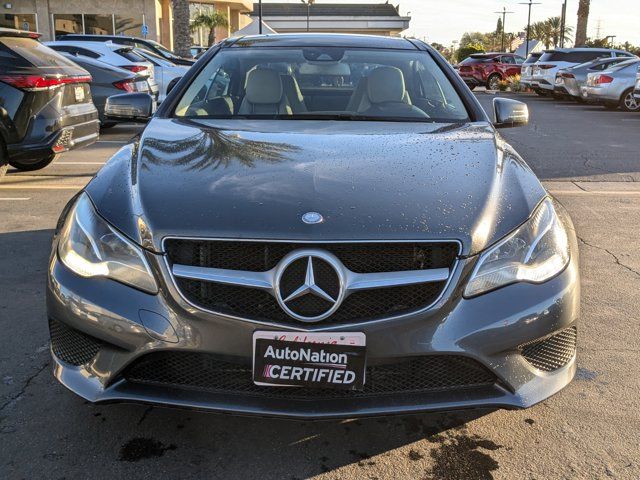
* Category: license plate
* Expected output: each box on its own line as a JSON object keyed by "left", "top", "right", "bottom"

{"left": 74, "top": 86, "right": 85, "bottom": 102}
{"left": 253, "top": 331, "right": 366, "bottom": 390}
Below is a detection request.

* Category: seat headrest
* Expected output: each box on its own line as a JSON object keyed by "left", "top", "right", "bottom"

{"left": 245, "top": 68, "right": 283, "bottom": 104}
{"left": 367, "top": 66, "right": 407, "bottom": 104}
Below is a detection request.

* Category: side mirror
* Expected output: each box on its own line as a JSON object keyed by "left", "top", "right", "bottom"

{"left": 166, "top": 77, "right": 182, "bottom": 96}
{"left": 105, "top": 93, "right": 154, "bottom": 122}
{"left": 493, "top": 98, "right": 529, "bottom": 129}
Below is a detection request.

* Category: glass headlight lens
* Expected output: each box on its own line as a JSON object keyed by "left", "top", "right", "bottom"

{"left": 465, "top": 198, "right": 569, "bottom": 297}
{"left": 58, "top": 193, "right": 158, "bottom": 293}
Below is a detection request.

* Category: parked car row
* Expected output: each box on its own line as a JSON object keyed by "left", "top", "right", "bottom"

{"left": 457, "top": 47, "right": 640, "bottom": 113}
{"left": 0, "top": 27, "right": 191, "bottom": 177}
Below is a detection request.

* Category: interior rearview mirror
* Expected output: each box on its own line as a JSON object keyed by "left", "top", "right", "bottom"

{"left": 105, "top": 93, "right": 154, "bottom": 123}
{"left": 493, "top": 98, "right": 529, "bottom": 129}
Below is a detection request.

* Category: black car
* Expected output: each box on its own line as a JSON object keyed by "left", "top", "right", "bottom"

{"left": 57, "top": 52, "right": 153, "bottom": 127}
{"left": 0, "top": 28, "right": 99, "bottom": 174}
{"left": 56, "top": 34, "right": 195, "bottom": 66}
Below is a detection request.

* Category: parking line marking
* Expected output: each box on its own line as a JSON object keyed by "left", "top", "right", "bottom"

{"left": 56, "top": 162, "right": 105, "bottom": 165}
{"left": 0, "top": 197, "right": 30, "bottom": 200}
{"left": 550, "top": 190, "right": 640, "bottom": 196}
{"left": 0, "top": 185, "right": 84, "bottom": 190}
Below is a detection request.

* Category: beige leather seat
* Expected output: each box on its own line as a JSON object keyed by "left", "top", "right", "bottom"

{"left": 357, "top": 66, "right": 427, "bottom": 118}
{"left": 347, "top": 68, "right": 412, "bottom": 112}
{"left": 281, "top": 74, "right": 307, "bottom": 113}
{"left": 238, "top": 68, "right": 292, "bottom": 115}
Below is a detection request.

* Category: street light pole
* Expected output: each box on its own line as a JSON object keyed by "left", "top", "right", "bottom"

{"left": 258, "top": 0, "right": 262, "bottom": 34}
{"left": 520, "top": 1, "right": 541, "bottom": 58}
{"left": 560, "top": 1, "right": 567, "bottom": 47}
{"left": 301, "top": 0, "right": 315, "bottom": 33}
{"left": 494, "top": 7, "right": 514, "bottom": 52}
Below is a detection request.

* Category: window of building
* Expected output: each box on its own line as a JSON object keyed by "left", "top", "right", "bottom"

{"left": 115, "top": 16, "right": 143, "bottom": 37}
{"left": 83, "top": 14, "right": 114, "bottom": 35}
{"left": 53, "top": 14, "right": 83, "bottom": 37}
{"left": 0, "top": 13, "right": 37, "bottom": 31}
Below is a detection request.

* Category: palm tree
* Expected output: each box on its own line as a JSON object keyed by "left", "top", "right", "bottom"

{"left": 545, "top": 17, "right": 573, "bottom": 48}
{"left": 190, "top": 11, "right": 229, "bottom": 47}
{"left": 575, "top": 0, "right": 590, "bottom": 46}
{"left": 171, "top": 0, "right": 191, "bottom": 57}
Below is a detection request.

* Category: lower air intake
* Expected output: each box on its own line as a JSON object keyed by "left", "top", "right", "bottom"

{"left": 521, "top": 326, "right": 577, "bottom": 372}
{"left": 49, "top": 318, "right": 102, "bottom": 366}
{"left": 123, "top": 352, "right": 497, "bottom": 400}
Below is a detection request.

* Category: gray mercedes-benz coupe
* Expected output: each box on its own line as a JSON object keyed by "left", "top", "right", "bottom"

{"left": 47, "top": 34, "right": 580, "bottom": 419}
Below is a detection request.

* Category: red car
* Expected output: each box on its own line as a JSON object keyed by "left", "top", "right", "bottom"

{"left": 456, "top": 53, "right": 525, "bottom": 90}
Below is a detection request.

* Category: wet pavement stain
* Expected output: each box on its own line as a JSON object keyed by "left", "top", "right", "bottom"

{"left": 427, "top": 434, "right": 502, "bottom": 480}
{"left": 525, "top": 418, "right": 535, "bottom": 425}
{"left": 576, "top": 367, "right": 598, "bottom": 381}
{"left": 118, "top": 437, "right": 177, "bottom": 462}
{"left": 408, "top": 449, "right": 425, "bottom": 461}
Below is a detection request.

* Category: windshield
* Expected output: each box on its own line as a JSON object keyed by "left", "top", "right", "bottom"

{"left": 173, "top": 47, "right": 470, "bottom": 122}
{"left": 147, "top": 40, "right": 181, "bottom": 60}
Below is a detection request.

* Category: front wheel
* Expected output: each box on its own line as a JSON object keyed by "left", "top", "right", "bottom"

{"left": 9, "top": 153, "right": 58, "bottom": 171}
{"left": 619, "top": 89, "right": 640, "bottom": 112}
{"left": 487, "top": 74, "right": 501, "bottom": 91}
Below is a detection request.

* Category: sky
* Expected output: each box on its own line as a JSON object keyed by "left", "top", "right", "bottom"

{"left": 273, "top": 0, "right": 640, "bottom": 47}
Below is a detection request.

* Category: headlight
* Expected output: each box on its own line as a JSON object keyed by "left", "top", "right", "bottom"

{"left": 58, "top": 193, "right": 158, "bottom": 293}
{"left": 465, "top": 198, "right": 569, "bottom": 297}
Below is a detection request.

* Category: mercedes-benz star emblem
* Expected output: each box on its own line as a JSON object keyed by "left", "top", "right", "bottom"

{"left": 301, "top": 212, "right": 324, "bottom": 224}
{"left": 274, "top": 250, "right": 346, "bottom": 323}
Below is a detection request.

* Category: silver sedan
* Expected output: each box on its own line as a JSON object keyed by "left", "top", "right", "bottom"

{"left": 556, "top": 56, "right": 637, "bottom": 99}
{"left": 581, "top": 59, "right": 640, "bottom": 111}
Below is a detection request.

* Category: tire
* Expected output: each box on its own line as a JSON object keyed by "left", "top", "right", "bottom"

{"left": 486, "top": 74, "right": 501, "bottom": 91}
{"left": 534, "top": 89, "right": 549, "bottom": 97}
{"left": 0, "top": 139, "right": 7, "bottom": 180}
{"left": 9, "top": 153, "right": 58, "bottom": 172}
{"left": 619, "top": 89, "right": 640, "bottom": 112}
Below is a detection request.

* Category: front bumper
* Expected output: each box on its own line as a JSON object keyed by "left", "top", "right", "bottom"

{"left": 47, "top": 230, "right": 580, "bottom": 419}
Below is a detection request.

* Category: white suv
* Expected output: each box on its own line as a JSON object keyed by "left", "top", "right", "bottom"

{"left": 532, "top": 48, "right": 635, "bottom": 95}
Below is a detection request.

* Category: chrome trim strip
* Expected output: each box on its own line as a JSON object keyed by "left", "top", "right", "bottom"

{"left": 172, "top": 264, "right": 274, "bottom": 291}
{"left": 346, "top": 268, "right": 450, "bottom": 291}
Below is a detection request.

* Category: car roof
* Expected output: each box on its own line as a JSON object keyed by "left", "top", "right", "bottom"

{"left": 46, "top": 40, "right": 128, "bottom": 51}
{"left": 59, "top": 34, "right": 148, "bottom": 42}
{"left": 58, "top": 51, "right": 136, "bottom": 74}
{"left": 224, "top": 33, "right": 417, "bottom": 50}
{"left": 0, "top": 27, "right": 41, "bottom": 38}
{"left": 544, "top": 47, "right": 618, "bottom": 53}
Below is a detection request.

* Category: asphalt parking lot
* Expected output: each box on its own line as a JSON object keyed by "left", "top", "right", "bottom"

{"left": 1, "top": 93, "right": 639, "bottom": 479}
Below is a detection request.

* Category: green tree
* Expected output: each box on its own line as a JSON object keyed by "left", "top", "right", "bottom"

{"left": 190, "top": 11, "right": 229, "bottom": 47}
{"left": 457, "top": 42, "right": 485, "bottom": 63}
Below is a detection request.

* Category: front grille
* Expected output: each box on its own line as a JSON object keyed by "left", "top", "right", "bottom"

{"left": 123, "top": 352, "right": 497, "bottom": 400}
{"left": 176, "top": 277, "right": 446, "bottom": 325}
{"left": 49, "top": 318, "right": 103, "bottom": 366}
{"left": 164, "top": 240, "right": 459, "bottom": 273}
{"left": 166, "top": 240, "right": 458, "bottom": 324}
{"left": 520, "top": 326, "right": 577, "bottom": 372}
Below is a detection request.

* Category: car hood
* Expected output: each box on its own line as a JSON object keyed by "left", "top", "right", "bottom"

{"left": 86, "top": 118, "right": 546, "bottom": 256}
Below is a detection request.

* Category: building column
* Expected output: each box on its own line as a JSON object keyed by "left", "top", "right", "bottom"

{"left": 214, "top": 4, "right": 231, "bottom": 42}
{"left": 160, "top": 0, "right": 173, "bottom": 49}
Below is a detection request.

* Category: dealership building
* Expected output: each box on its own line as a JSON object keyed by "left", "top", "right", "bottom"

{"left": 1, "top": 1, "right": 409, "bottom": 48}
{"left": 0, "top": 0, "right": 253, "bottom": 46}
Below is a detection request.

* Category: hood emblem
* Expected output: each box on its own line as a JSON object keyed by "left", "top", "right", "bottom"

{"left": 302, "top": 212, "right": 324, "bottom": 225}
{"left": 274, "top": 250, "right": 345, "bottom": 322}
